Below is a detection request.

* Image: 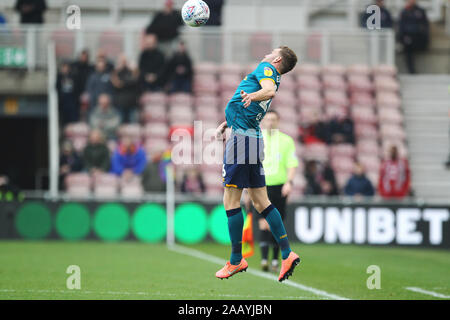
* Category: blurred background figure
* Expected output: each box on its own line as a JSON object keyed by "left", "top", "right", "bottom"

{"left": 142, "top": 149, "right": 167, "bottom": 193}
{"left": 56, "top": 61, "right": 78, "bottom": 126}
{"left": 89, "top": 93, "right": 121, "bottom": 140}
{"left": 327, "top": 113, "right": 355, "bottom": 145}
{"left": 163, "top": 41, "right": 193, "bottom": 93}
{"left": 139, "top": 33, "right": 165, "bottom": 92}
{"left": 82, "top": 129, "right": 111, "bottom": 175}
{"left": 96, "top": 48, "right": 115, "bottom": 73}
{"left": 299, "top": 112, "right": 328, "bottom": 145}
{"left": 111, "top": 54, "right": 139, "bottom": 123}
{"left": 378, "top": 145, "right": 411, "bottom": 199}
{"left": 0, "top": 175, "right": 23, "bottom": 202}
{"left": 85, "top": 58, "right": 113, "bottom": 111}
{"left": 204, "top": 0, "right": 224, "bottom": 26}
{"left": 180, "top": 167, "right": 205, "bottom": 195}
{"left": 15, "top": 0, "right": 46, "bottom": 24}
{"left": 360, "top": 0, "right": 393, "bottom": 29}
{"left": 59, "top": 140, "right": 83, "bottom": 190}
{"left": 145, "top": 0, "right": 183, "bottom": 56}
{"left": 344, "top": 162, "right": 375, "bottom": 199}
{"left": 110, "top": 135, "right": 147, "bottom": 179}
{"left": 71, "top": 49, "right": 94, "bottom": 116}
{"left": 398, "top": 0, "right": 429, "bottom": 74}
{"left": 259, "top": 110, "right": 299, "bottom": 272}
{"left": 304, "top": 160, "right": 338, "bottom": 196}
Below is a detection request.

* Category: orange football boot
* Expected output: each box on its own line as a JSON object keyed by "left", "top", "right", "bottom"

{"left": 278, "top": 251, "right": 301, "bottom": 282}
{"left": 215, "top": 259, "right": 248, "bottom": 279}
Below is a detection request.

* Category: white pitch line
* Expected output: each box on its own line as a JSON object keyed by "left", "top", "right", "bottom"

{"left": 169, "top": 244, "right": 350, "bottom": 300}
{"left": 405, "top": 287, "right": 450, "bottom": 299}
{"left": 0, "top": 289, "right": 312, "bottom": 300}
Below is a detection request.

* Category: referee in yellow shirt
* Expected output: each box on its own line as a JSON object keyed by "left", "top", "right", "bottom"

{"left": 259, "top": 110, "right": 299, "bottom": 272}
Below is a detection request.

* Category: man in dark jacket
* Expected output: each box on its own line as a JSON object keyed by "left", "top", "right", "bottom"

{"left": 15, "top": 0, "right": 46, "bottom": 24}
{"left": 138, "top": 33, "right": 166, "bottom": 92}
{"left": 360, "top": 0, "right": 393, "bottom": 29}
{"left": 71, "top": 49, "right": 94, "bottom": 112}
{"left": 344, "top": 163, "right": 375, "bottom": 197}
{"left": 398, "top": 0, "right": 429, "bottom": 74}
{"left": 163, "top": 41, "right": 193, "bottom": 93}
{"left": 111, "top": 54, "right": 139, "bottom": 123}
{"left": 82, "top": 129, "right": 110, "bottom": 174}
{"left": 85, "top": 59, "right": 113, "bottom": 110}
{"left": 56, "top": 62, "right": 78, "bottom": 125}
{"left": 145, "top": 0, "right": 183, "bottom": 55}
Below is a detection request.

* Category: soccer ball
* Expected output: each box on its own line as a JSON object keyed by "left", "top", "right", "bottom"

{"left": 181, "top": 0, "right": 210, "bottom": 27}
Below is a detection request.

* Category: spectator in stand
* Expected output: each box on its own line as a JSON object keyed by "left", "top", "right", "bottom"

{"left": 15, "top": 0, "right": 46, "bottom": 24}
{"left": 344, "top": 162, "right": 375, "bottom": 198}
{"left": 85, "top": 58, "right": 113, "bottom": 111}
{"left": 299, "top": 114, "right": 328, "bottom": 145}
{"left": 145, "top": 0, "right": 183, "bottom": 55}
{"left": 398, "top": 0, "right": 429, "bottom": 74}
{"left": 304, "top": 160, "right": 339, "bottom": 196}
{"left": 327, "top": 114, "right": 355, "bottom": 145}
{"left": 138, "top": 33, "right": 166, "bottom": 92}
{"left": 163, "top": 41, "right": 193, "bottom": 93}
{"left": 82, "top": 129, "right": 111, "bottom": 175}
{"left": 360, "top": 0, "right": 393, "bottom": 29}
{"left": 378, "top": 145, "right": 411, "bottom": 199}
{"left": 204, "top": 0, "right": 224, "bottom": 26}
{"left": 71, "top": 49, "right": 94, "bottom": 115}
{"left": 111, "top": 54, "right": 139, "bottom": 123}
{"left": 59, "top": 140, "right": 83, "bottom": 189}
{"left": 56, "top": 61, "right": 78, "bottom": 126}
{"left": 0, "top": 175, "right": 24, "bottom": 202}
{"left": 96, "top": 48, "right": 115, "bottom": 73}
{"left": 180, "top": 167, "right": 206, "bottom": 195}
{"left": 89, "top": 94, "right": 121, "bottom": 140}
{"left": 110, "top": 136, "right": 147, "bottom": 180}
{"left": 142, "top": 149, "right": 166, "bottom": 192}
{"left": 0, "top": 9, "right": 7, "bottom": 27}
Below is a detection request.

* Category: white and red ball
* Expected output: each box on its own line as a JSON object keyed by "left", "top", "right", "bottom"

{"left": 181, "top": 0, "right": 210, "bottom": 27}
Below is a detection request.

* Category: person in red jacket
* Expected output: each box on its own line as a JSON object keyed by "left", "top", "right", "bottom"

{"left": 378, "top": 145, "right": 411, "bottom": 198}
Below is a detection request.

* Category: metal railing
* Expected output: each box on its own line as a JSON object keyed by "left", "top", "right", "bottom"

{"left": 0, "top": 25, "right": 396, "bottom": 71}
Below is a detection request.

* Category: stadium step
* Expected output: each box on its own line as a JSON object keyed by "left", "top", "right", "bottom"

{"left": 401, "top": 74, "right": 450, "bottom": 202}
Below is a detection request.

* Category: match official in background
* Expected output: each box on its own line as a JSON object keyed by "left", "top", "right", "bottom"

{"left": 259, "top": 110, "right": 299, "bottom": 272}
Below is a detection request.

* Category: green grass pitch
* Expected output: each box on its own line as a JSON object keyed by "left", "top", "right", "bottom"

{"left": 0, "top": 241, "right": 449, "bottom": 300}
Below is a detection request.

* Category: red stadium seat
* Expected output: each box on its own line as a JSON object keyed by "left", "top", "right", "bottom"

{"left": 296, "top": 75, "right": 322, "bottom": 91}
{"left": 357, "top": 139, "right": 380, "bottom": 156}
{"left": 350, "top": 92, "right": 375, "bottom": 107}
{"left": 140, "top": 92, "right": 168, "bottom": 106}
{"left": 294, "top": 63, "right": 321, "bottom": 77}
{"left": 331, "top": 156, "right": 355, "bottom": 174}
{"left": 194, "top": 95, "right": 220, "bottom": 109}
{"left": 219, "top": 63, "right": 244, "bottom": 76}
{"left": 379, "top": 124, "right": 406, "bottom": 141}
{"left": 118, "top": 124, "right": 141, "bottom": 142}
{"left": 143, "top": 123, "right": 169, "bottom": 139}
{"left": 193, "top": 74, "right": 219, "bottom": 94}
{"left": 376, "top": 92, "right": 401, "bottom": 108}
{"left": 354, "top": 123, "right": 379, "bottom": 139}
{"left": 303, "top": 143, "right": 329, "bottom": 162}
{"left": 322, "top": 74, "right": 347, "bottom": 91}
{"left": 357, "top": 154, "right": 380, "bottom": 172}
{"left": 219, "top": 74, "right": 242, "bottom": 91}
{"left": 272, "top": 90, "right": 297, "bottom": 107}
{"left": 168, "top": 93, "right": 194, "bottom": 106}
{"left": 65, "top": 173, "right": 91, "bottom": 190}
{"left": 142, "top": 104, "right": 167, "bottom": 122}
{"left": 374, "top": 76, "right": 400, "bottom": 92}
{"left": 378, "top": 107, "right": 403, "bottom": 125}
{"left": 194, "top": 62, "right": 219, "bottom": 75}
{"left": 330, "top": 144, "right": 356, "bottom": 158}
{"left": 351, "top": 105, "right": 377, "bottom": 125}
{"left": 298, "top": 90, "right": 323, "bottom": 107}
{"left": 324, "top": 90, "right": 349, "bottom": 108}
{"left": 347, "top": 64, "right": 372, "bottom": 77}
{"left": 373, "top": 64, "right": 397, "bottom": 77}
{"left": 348, "top": 75, "right": 374, "bottom": 93}
{"left": 322, "top": 64, "right": 346, "bottom": 76}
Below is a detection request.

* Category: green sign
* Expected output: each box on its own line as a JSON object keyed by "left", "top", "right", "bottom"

{"left": 0, "top": 47, "right": 27, "bottom": 67}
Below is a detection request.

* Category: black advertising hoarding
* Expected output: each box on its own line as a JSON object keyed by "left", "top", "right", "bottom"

{"left": 0, "top": 200, "right": 449, "bottom": 248}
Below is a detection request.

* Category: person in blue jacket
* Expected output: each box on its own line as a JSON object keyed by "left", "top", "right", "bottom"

{"left": 344, "top": 162, "right": 375, "bottom": 197}
{"left": 110, "top": 135, "right": 147, "bottom": 178}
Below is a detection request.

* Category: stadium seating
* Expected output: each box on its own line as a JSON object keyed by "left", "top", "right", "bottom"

{"left": 62, "top": 60, "right": 407, "bottom": 198}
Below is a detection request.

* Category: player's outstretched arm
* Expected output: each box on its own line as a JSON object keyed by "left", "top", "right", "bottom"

{"left": 241, "top": 79, "right": 276, "bottom": 108}
{"left": 215, "top": 121, "right": 228, "bottom": 140}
